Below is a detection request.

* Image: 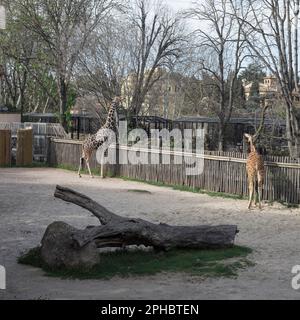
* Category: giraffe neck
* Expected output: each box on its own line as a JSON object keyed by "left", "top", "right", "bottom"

{"left": 247, "top": 136, "right": 257, "bottom": 154}
{"left": 101, "top": 101, "right": 118, "bottom": 132}
{"left": 249, "top": 143, "right": 256, "bottom": 154}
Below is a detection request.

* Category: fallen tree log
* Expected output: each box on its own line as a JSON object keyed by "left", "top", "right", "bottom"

{"left": 38, "top": 186, "right": 239, "bottom": 269}
{"left": 53, "top": 185, "right": 238, "bottom": 250}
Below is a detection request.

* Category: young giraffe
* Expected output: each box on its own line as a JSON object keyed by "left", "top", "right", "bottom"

{"left": 244, "top": 133, "right": 265, "bottom": 210}
{"left": 78, "top": 97, "right": 120, "bottom": 178}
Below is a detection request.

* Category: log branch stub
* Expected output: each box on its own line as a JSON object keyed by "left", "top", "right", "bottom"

{"left": 55, "top": 185, "right": 122, "bottom": 225}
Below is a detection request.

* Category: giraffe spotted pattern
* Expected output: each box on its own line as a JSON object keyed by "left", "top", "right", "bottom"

{"left": 245, "top": 133, "right": 265, "bottom": 210}
{"left": 78, "top": 97, "right": 120, "bottom": 178}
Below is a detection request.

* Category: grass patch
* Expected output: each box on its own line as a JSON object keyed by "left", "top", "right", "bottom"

{"left": 56, "top": 163, "right": 101, "bottom": 176}
{"left": 38, "top": 163, "right": 243, "bottom": 200}
{"left": 265, "top": 200, "right": 299, "bottom": 209}
{"left": 277, "top": 200, "right": 299, "bottom": 209}
{"left": 120, "top": 176, "right": 245, "bottom": 200}
{"left": 18, "top": 246, "right": 253, "bottom": 280}
{"left": 55, "top": 164, "right": 115, "bottom": 177}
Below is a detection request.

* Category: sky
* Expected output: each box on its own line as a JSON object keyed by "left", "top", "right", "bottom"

{"left": 165, "top": 0, "right": 194, "bottom": 12}
{"left": 164, "top": 0, "right": 200, "bottom": 32}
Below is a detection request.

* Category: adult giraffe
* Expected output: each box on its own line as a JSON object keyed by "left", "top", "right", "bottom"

{"left": 78, "top": 97, "right": 120, "bottom": 178}
{"left": 244, "top": 104, "right": 269, "bottom": 210}
{"left": 244, "top": 133, "right": 265, "bottom": 210}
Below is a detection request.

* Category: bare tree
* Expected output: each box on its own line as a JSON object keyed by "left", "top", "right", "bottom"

{"left": 124, "top": 0, "right": 184, "bottom": 119}
{"left": 1, "top": 0, "right": 60, "bottom": 114}
{"left": 186, "top": 0, "right": 246, "bottom": 151}
{"left": 230, "top": 0, "right": 300, "bottom": 157}
{"left": 17, "top": 0, "right": 120, "bottom": 128}
{"left": 75, "top": 15, "right": 129, "bottom": 110}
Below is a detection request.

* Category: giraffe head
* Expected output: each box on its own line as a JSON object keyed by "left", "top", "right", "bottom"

{"left": 113, "top": 96, "right": 122, "bottom": 104}
{"left": 244, "top": 133, "right": 253, "bottom": 144}
{"left": 110, "top": 96, "right": 124, "bottom": 112}
{"left": 244, "top": 133, "right": 255, "bottom": 152}
{"left": 103, "top": 97, "right": 123, "bottom": 130}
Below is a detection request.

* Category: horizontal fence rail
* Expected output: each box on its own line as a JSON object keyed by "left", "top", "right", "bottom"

{"left": 49, "top": 139, "right": 300, "bottom": 205}
{"left": 0, "top": 122, "right": 67, "bottom": 138}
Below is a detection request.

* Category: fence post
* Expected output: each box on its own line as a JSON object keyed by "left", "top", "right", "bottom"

{"left": 0, "top": 129, "right": 11, "bottom": 166}
{"left": 115, "top": 143, "right": 120, "bottom": 177}
{"left": 16, "top": 128, "right": 33, "bottom": 166}
{"left": 46, "top": 137, "right": 52, "bottom": 166}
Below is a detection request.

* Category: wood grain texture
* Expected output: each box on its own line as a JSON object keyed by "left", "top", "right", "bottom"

{"left": 0, "top": 129, "right": 11, "bottom": 166}
{"left": 16, "top": 129, "right": 33, "bottom": 166}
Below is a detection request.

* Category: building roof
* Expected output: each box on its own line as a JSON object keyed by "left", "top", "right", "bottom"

{"left": 23, "top": 112, "right": 95, "bottom": 119}
{"left": 174, "top": 116, "right": 285, "bottom": 126}
{"left": 130, "top": 115, "right": 172, "bottom": 123}
{"left": 24, "top": 113, "right": 56, "bottom": 118}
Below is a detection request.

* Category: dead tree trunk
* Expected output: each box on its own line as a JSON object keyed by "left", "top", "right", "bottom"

{"left": 53, "top": 185, "right": 238, "bottom": 251}
{"left": 38, "top": 186, "right": 239, "bottom": 269}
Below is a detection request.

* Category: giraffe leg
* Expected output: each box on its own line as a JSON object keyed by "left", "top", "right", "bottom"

{"left": 248, "top": 180, "right": 254, "bottom": 210}
{"left": 78, "top": 157, "right": 84, "bottom": 178}
{"left": 257, "top": 187, "right": 262, "bottom": 210}
{"left": 254, "top": 181, "right": 258, "bottom": 206}
{"left": 100, "top": 154, "right": 104, "bottom": 179}
{"left": 257, "top": 172, "right": 264, "bottom": 210}
{"left": 86, "top": 159, "right": 94, "bottom": 178}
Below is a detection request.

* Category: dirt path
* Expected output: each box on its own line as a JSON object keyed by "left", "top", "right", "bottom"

{"left": 1, "top": 168, "right": 300, "bottom": 300}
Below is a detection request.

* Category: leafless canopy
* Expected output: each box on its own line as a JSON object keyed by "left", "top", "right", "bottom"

{"left": 184, "top": 0, "right": 247, "bottom": 151}
{"left": 230, "top": 0, "right": 300, "bottom": 156}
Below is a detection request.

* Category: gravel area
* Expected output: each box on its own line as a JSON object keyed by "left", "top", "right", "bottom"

{"left": 1, "top": 168, "right": 300, "bottom": 300}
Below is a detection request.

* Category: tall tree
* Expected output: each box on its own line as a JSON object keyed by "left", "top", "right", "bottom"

{"left": 17, "top": 0, "right": 119, "bottom": 128}
{"left": 0, "top": 1, "right": 36, "bottom": 117}
{"left": 186, "top": 0, "right": 246, "bottom": 151}
{"left": 231, "top": 0, "right": 300, "bottom": 157}
{"left": 239, "top": 62, "right": 266, "bottom": 110}
{"left": 76, "top": 15, "right": 129, "bottom": 108}
{"left": 123, "top": 0, "right": 184, "bottom": 118}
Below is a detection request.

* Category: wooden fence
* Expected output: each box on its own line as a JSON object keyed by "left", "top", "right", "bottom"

{"left": 16, "top": 129, "right": 33, "bottom": 166}
{"left": 49, "top": 139, "right": 300, "bottom": 204}
{"left": 0, "top": 122, "right": 67, "bottom": 162}
{"left": 0, "top": 129, "right": 11, "bottom": 166}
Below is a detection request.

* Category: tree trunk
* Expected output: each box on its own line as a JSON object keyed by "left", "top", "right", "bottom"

{"left": 218, "top": 123, "right": 225, "bottom": 151}
{"left": 285, "top": 98, "right": 300, "bottom": 157}
{"left": 58, "top": 76, "right": 68, "bottom": 130}
{"left": 52, "top": 185, "right": 239, "bottom": 251}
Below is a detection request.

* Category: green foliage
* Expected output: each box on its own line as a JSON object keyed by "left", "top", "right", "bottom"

{"left": 65, "top": 108, "right": 73, "bottom": 131}
{"left": 18, "top": 247, "right": 42, "bottom": 268}
{"left": 64, "top": 86, "right": 77, "bottom": 130}
{"left": 55, "top": 164, "right": 101, "bottom": 176}
{"left": 240, "top": 63, "right": 266, "bottom": 83}
{"left": 18, "top": 246, "right": 253, "bottom": 279}
{"left": 240, "top": 63, "right": 267, "bottom": 111}
{"left": 249, "top": 80, "right": 260, "bottom": 97}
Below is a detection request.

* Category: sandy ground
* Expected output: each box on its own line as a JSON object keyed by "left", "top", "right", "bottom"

{"left": 1, "top": 168, "right": 300, "bottom": 300}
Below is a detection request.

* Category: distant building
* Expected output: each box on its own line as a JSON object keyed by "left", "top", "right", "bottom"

{"left": 243, "top": 75, "right": 300, "bottom": 105}
{"left": 121, "top": 68, "right": 186, "bottom": 120}
{"left": 243, "top": 75, "right": 279, "bottom": 100}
